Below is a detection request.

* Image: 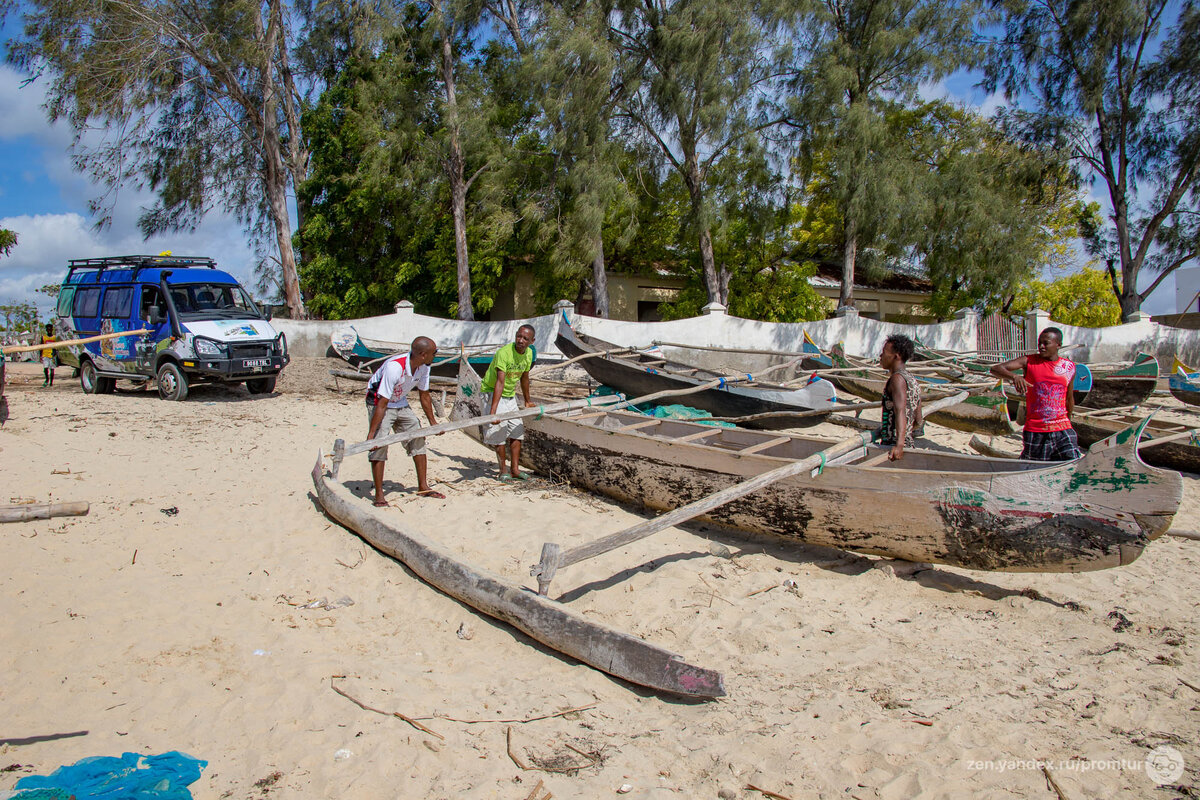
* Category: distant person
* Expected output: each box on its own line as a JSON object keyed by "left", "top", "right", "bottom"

{"left": 365, "top": 336, "right": 444, "bottom": 505}
{"left": 481, "top": 324, "right": 537, "bottom": 481}
{"left": 991, "top": 327, "right": 1082, "bottom": 461}
{"left": 878, "top": 334, "right": 923, "bottom": 461}
{"left": 40, "top": 323, "right": 58, "bottom": 387}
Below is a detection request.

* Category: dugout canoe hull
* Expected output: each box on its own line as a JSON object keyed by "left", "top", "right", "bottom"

{"left": 557, "top": 320, "right": 837, "bottom": 429}
{"left": 1074, "top": 353, "right": 1159, "bottom": 409}
{"left": 832, "top": 372, "right": 1017, "bottom": 437}
{"left": 1169, "top": 358, "right": 1200, "bottom": 407}
{"left": 330, "top": 326, "right": 493, "bottom": 377}
{"left": 453, "top": 363, "right": 1181, "bottom": 573}
{"left": 311, "top": 455, "right": 725, "bottom": 698}
{"left": 1074, "top": 414, "right": 1200, "bottom": 475}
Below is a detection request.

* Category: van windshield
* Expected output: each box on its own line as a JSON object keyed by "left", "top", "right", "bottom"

{"left": 168, "top": 283, "right": 264, "bottom": 320}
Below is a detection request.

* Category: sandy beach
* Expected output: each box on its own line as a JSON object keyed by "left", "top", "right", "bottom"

{"left": 2, "top": 357, "right": 1198, "bottom": 799}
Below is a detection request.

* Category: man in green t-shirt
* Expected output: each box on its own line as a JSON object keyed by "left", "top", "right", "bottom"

{"left": 481, "top": 324, "right": 537, "bottom": 481}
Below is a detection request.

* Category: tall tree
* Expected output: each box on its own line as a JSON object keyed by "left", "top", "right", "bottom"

{"left": 788, "top": 0, "right": 978, "bottom": 309}
{"left": 7, "top": 0, "right": 310, "bottom": 318}
{"left": 895, "top": 102, "right": 1087, "bottom": 317}
{"left": 612, "top": 0, "right": 780, "bottom": 307}
{"left": 0, "top": 229, "right": 16, "bottom": 257}
{"left": 529, "top": 0, "right": 635, "bottom": 317}
{"left": 985, "top": 0, "right": 1200, "bottom": 321}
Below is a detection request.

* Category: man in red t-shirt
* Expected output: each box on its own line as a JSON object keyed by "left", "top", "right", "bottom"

{"left": 991, "top": 327, "right": 1083, "bottom": 461}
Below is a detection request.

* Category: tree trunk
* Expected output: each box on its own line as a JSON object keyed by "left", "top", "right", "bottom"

{"left": 685, "top": 158, "right": 727, "bottom": 306}
{"left": 257, "top": 3, "right": 305, "bottom": 319}
{"left": 591, "top": 231, "right": 610, "bottom": 318}
{"left": 840, "top": 213, "right": 857, "bottom": 309}
{"left": 442, "top": 34, "right": 474, "bottom": 321}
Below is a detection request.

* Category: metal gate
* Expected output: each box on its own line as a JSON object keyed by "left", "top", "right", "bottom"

{"left": 975, "top": 313, "right": 1026, "bottom": 362}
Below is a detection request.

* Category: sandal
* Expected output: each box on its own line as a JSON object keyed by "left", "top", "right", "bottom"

{"left": 416, "top": 489, "right": 446, "bottom": 499}
{"left": 511, "top": 473, "right": 532, "bottom": 481}
{"left": 498, "top": 474, "right": 515, "bottom": 483}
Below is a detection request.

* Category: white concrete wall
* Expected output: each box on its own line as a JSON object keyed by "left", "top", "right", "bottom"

{"left": 276, "top": 300, "right": 1200, "bottom": 371}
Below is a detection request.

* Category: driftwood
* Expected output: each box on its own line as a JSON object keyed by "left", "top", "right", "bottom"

{"left": 1167, "top": 529, "right": 1200, "bottom": 541}
{"left": 0, "top": 501, "right": 90, "bottom": 523}
{"left": 0, "top": 329, "right": 152, "bottom": 355}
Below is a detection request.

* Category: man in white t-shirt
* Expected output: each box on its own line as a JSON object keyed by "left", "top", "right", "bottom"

{"left": 365, "top": 336, "right": 442, "bottom": 506}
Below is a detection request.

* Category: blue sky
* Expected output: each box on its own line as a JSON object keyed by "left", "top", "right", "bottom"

{"left": 0, "top": 50, "right": 1183, "bottom": 321}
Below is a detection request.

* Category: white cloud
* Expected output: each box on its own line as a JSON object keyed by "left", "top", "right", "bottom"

{"left": 0, "top": 65, "right": 266, "bottom": 318}
{"left": 0, "top": 210, "right": 261, "bottom": 316}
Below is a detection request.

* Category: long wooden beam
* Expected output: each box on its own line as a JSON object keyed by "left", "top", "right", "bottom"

{"left": 1, "top": 329, "right": 152, "bottom": 355}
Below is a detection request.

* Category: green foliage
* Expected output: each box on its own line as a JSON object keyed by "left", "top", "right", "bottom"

{"left": 7, "top": 0, "right": 311, "bottom": 316}
{"left": 984, "top": 0, "right": 1200, "bottom": 320}
{"left": 1009, "top": 267, "right": 1122, "bottom": 328}
{"left": 0, "top": 302, "right": 39, "bottom": 334}
{"left": 788, "top": 0, "right": 981, "bottom": 305}
{"left": 0, "top": 229, "right": 16, "bottom": 257}
{"left": 894, "top": 102, "right": 1085, "bottom": 317}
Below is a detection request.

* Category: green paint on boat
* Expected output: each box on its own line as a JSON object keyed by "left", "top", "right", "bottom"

{"left": 964, "top": 395, "right": 1004, "bottom": 408}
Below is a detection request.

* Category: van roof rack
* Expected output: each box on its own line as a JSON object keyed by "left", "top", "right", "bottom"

{"left": 65, "top": 255, "right": 217, "bottom": 283}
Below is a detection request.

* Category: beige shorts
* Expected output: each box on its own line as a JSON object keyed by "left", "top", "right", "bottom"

{"left": 482, "top": 391, "right": 524, "bottom": 445}
{"left": 366, "top": 404, "right": 425, "bottom": 461}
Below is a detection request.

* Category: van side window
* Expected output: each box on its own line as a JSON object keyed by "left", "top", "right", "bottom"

{"left": 101, "top": 287, "right": 134, "bottom": 318}
{"left": 140, "top": 286, "right": 164, "bottom": 320}
{"left": 57, "top": 286, "right": 76, "bottom": 318}
{"left": 72, "top": 287, "right": 101, "bottom": 318}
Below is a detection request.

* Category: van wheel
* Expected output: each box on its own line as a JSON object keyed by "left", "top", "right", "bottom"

{"left": 156, "top": 362, "right": 189, "bottom": 401}
{"left": 246, "top": 376, "right": 277, "bottom": 394}
{"left": 79, "top": 361, "right": 114, "bottom": 394}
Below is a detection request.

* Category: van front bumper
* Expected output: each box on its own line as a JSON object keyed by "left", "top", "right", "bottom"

{"left": 182, "top": 355, "right": 287, "bottom": 381}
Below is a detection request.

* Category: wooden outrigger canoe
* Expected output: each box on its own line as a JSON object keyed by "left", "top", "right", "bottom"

{"left": 453, "top": 363, "right": 1181, "bottom": 573}
{"left": 330, "top": 326, "right": 496, "bottom": 377}
{"left": 1169, "top": 358, "right": 1200, "bottom": 407}
{"left": 1075, "top": 353, "right": 1158, "bottom": 409}
{"left": 558, "top": 319, "right": 837, "bottom": 429}
{"left": 311, "top": 453, "right": 726, "bottom": 698}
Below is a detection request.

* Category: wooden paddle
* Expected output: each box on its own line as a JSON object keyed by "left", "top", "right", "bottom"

{"left": 0, "top": 328, "right": 152, "bottom": 355}
{"left": 529, "top": 390, "right": 967, "bottom": 596}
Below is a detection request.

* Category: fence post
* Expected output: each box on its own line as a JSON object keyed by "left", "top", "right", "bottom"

{"left": 1025, "top": 307, "right": 1051, "bottom": 345}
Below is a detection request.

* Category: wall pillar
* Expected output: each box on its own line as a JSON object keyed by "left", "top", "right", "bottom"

{"left": 552, "top": 299, "right": 574, "bottom": 325}
{"left": 1025, "top": 307, "right": 1051, "bottom": 344}
{"left": 701, "top": 302, "right": 726, "bottom": 316}
{"left": 394, "top": 299, "right": 414, "bottom": 316}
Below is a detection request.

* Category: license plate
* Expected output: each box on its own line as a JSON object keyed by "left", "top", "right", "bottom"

{"left": 243, "top": 358, "right": 271, "bottom": 368}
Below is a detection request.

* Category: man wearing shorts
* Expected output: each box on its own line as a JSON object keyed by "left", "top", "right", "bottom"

{"left": 481, "top": 324, "right": 537, "bottom": 481}
{"left": 991, "top": 327, "right": 1083, "bottom": 461}
{"left": 365, "top": 336, "right": 443, "bottom": 505}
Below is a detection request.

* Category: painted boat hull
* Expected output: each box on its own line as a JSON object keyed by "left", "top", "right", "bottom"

{"left": 833, "top": 372, "right": 1017, "bottom": 436}
{"left": 1075, "top": 353, "right": 1159, "bottom": 409}
{"left": 1075, "top": 417, "right": 1200, "bottom": 475}
{"left": 453, "top": 363, "right": 1181, "bottom": 572}
{"left": 1169, "top": 358, "right": 1200, "bottom": 407}
{"left": 311, "top": 456, "right": 725, "bottom": 698}
{"left": 558, "top": 321, "right": 837, "bottom": 429}
{"left": 330, "top": 327, "right": 492, "bottom": 377}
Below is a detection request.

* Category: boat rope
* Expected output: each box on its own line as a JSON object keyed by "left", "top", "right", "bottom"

{"left": 536, "top": 405, "right": 545, "bottom": 420}
{"left": 816, "top": 452, "right": 826, "bottom": 474}
{"left": 718, "top": 378, "right": 725, "bottom": 387}
{"left": 746, "top": 374, "right": 752, "bottom": 382}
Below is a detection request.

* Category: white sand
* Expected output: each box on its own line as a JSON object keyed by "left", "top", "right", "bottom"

{"left": 1, "top": 358, "right": 1198, "bottom": 799}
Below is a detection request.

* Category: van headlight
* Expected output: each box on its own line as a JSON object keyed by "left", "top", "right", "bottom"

{"left": 194, "top": 337, "right": 226, "bottom": 357}
{"left": 276, "top": 333, "right": 287, "bottom": 359}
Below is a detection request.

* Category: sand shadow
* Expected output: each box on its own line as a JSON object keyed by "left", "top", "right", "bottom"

{"left": 0, "top": 730, "right": 89, "bottom": 746}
